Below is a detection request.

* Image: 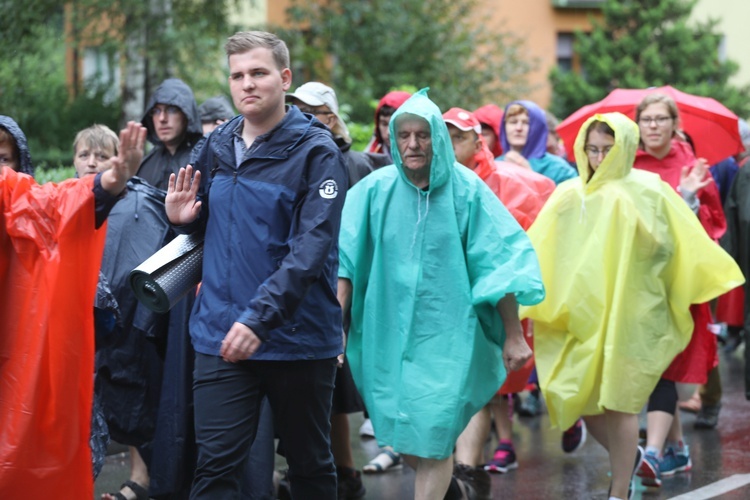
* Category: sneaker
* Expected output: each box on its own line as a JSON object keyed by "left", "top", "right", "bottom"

{"left": 336, "top": 466, "right": 366, "bottom": 499}
{"left": 517, "top": 390, "right": 542, "bottom": 417}
{"left": 637, "top": 451, "right": 662, "bottom": 487}
{"left": 660, "top": 446, "right": 692, "bottom": 476}
{"left": 610, "top": 446, "right": 643, "bottom": 500}
{"left": 484, "top": 441, "right": 518, "bottom": 473}
{"left": 562, "top": 418, "right": 587, "bottom": 453}
{"left": 694, "top": 403, "right": 721, "bottom": 429}
{"left": 453, "top": 463, "right": 491, "bottom": 500}
{"left": 358, "top": 418, "right": 374, "bottom": 438}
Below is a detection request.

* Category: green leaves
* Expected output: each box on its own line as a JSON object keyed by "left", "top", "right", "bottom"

{"left": 550, "top": 0, "right": 750, "bottom": 119}
{"left": 278, "top": 0, "right": 534, "bottom": 123}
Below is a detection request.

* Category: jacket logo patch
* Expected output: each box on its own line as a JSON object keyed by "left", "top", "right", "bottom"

{"left": 319, "top": 179, "right": 339, "bottom": 199}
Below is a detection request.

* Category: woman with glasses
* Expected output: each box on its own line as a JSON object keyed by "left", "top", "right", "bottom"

{"left": 632, "top": 94, "right": 728, "bottom": 489}
{"left": 523, "top": 112, "right": 742, "bottom": 500}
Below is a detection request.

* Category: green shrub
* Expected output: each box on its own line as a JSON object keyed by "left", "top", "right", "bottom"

{"left": 34, "top": 166, "right": 77, "bottom": 184}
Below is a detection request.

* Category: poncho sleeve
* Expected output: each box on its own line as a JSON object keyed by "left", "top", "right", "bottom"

{"left": 461, "top": 177, "right": 545, "bottom": 309}
{"left": 658, "top": 180, "right": 744, "bottom": 307}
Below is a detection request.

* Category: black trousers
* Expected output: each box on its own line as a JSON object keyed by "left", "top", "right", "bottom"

{"left": 190, "top": 353, "right": 338, "bottom": 499}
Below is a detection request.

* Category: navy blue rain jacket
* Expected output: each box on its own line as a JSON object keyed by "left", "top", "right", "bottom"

{"left": 187, "top": 106, "right": 348, "bottom": 360}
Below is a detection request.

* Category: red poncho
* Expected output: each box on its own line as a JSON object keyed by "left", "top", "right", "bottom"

{"left": 634, "top": 141, "right": 725, "bottom": 383}
{"left": 0, "top": 168, "right": 106, "bottom": 499}
{"left": 472, "top": 143, "right": 555, "bottom": 393}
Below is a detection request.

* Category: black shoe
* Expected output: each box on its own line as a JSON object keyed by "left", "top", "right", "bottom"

{"left": 453, "top": 463, "right": 491, "bottom": 500}
{"left": 694, "top": 403, "right": 721, "bottom": 429}
{"left": 336, "top": 466, "right": 366, "bottom": 499}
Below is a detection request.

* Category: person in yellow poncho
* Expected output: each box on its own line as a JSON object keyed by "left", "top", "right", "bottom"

{"left": 522, "top": 113, "right": 744, "bottom": 500}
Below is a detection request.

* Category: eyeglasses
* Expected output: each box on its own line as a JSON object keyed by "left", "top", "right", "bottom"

{"left": 150, "top": 105, "right": 182, "bottom": 117}
{"left": 638, "top": 115, "right": 673, "bottom": 126}
{"left": 584, "top": 146, "right": 613, "bottom": 158}
{"left": 297, "top": 106, "right": 335, "bottom": 117}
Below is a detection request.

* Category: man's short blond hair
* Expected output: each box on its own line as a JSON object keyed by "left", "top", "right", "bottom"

{"left": 225, "top": 31, "right": 290, "bottom": 70}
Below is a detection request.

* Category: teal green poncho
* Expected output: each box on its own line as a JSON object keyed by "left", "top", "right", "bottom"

{"left": 338, "top": 89, "right": 545, "bottom": 459}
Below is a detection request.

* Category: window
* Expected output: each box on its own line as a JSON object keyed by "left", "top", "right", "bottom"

{"left": 557, "top": 33, "right": 574, "bottom": 73}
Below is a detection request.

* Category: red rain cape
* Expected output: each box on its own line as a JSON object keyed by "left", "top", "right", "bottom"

{"left": 0, "top": 167, "right": 106, "bottom": 499}
{"left": 634, "top": 141, "right": 726, "bottom": 384}
{"left": 472, "top": 143, "right": 555, "bottom": 393}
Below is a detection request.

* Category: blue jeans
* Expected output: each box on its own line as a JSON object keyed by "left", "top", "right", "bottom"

{"left": 190, "top": 353, "right": 337, "bottom": 499}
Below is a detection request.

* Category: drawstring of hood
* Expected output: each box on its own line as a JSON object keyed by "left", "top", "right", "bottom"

{"left": 410, "top": 188, "right": 431, "bottom": 255}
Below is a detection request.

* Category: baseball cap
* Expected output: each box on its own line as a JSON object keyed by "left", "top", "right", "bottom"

{"left": 443, "top": 107, "right": 482, "bottom": 135}
{"left": 286, "top": 82, "right": 340, "bottom": 116}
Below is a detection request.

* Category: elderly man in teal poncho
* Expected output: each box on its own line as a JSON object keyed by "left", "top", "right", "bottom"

{"left": 337, "top": 89, "right": 545, "bottom": 499}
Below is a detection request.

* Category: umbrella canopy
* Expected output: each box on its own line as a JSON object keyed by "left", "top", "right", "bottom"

{"left": 557, "top": 85, "right": 744, "bottom": 165}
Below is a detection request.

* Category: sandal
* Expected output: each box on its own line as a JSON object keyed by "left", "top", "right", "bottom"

{"left": 106, "top": 480, "right": 149, "bottom": 500}
{"left": 362, "top": 448, "right": 402, "bottom": 473}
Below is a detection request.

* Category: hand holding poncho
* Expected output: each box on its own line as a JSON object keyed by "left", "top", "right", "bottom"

{"left": 339, "top": 89, "right": 545, "bottom": 459}
{"left": 521, "top": 113, "right": 744, "bottom": 430}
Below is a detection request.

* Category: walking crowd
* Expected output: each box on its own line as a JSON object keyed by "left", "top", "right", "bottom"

{"left": 1, "top": 30, "right": 749, "bottom": 500}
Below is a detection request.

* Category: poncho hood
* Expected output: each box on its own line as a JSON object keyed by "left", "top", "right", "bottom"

{"left": 500, "top": 100, "right": 547, "bottom": 159}
{"left": 141, "top": 78, "right": 203, "bottom": 147}
{"left": 473, "top": 104, "right": 504, "bottom": 157}
{"left": 0, "top": 115, "right": 34, "bottom": 177}
{"left": 575, "top": 113, "right": 639, "bottom": 191}
{"left": 389, "top": 88, "right": 454, "bottom": 192}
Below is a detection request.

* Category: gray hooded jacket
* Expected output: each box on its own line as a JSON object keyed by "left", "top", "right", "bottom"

{"left": 136, "top": 78, "right": 203, "bottom": 190}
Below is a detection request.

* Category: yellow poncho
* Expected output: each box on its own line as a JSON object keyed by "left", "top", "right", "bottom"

{"left": 522, "top": 113, "right": 744, "bottom": 430}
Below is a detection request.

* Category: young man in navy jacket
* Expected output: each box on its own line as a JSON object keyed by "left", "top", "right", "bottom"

{"left": 166, "top": 31, "right": 348, "bottom": 498}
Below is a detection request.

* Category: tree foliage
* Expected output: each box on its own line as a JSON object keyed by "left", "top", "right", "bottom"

{"left": 550, "top": 0, "right": 750, "bottom": 119}
{"left": 279, "top": 0, "right": 535, "bottom": 122}
{"left": 0, "top": 0, "right": 240, "bottom": 167}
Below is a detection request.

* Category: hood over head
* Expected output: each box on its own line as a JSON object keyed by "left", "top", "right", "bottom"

{"left": 141, "top": 78, "right": 203, "bottom": 147}
{"left": 389, "top": 88, "right": 454, "bottom": 192}
{"left": 0, "top": 115, "right": 34, "bottom": 177}
{"left": 500, "top": 100, "right": 548, "bottom": 159}
{"left": 198, "top": 95, "right": 235, "bottom": 123}
{"left": 473, "top": 104, "right": 504, "bottom": 157}
{"left": 575, "top": 112, "right": 639, "bottom": 189}
{"left": 373, "top": 91, "right": 411, "bottom": 140}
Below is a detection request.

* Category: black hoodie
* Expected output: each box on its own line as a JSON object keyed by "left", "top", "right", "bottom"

{"left": 136, "top": 78, "right": 203, "bottom": 190}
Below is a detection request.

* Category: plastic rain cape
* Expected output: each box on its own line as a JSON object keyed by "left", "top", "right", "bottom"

{"left": 0, "top": 168, "right": 106, "bottom": 499}
{"left": 521, "top": 113, "right": 745, "bottom": 430}
{"left": 338, "top": 89, "right": 545, "bottom": 459}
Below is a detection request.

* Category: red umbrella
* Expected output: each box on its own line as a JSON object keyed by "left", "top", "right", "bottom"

{"left": 556, "top": 85, "right": 744, "bottom": 165}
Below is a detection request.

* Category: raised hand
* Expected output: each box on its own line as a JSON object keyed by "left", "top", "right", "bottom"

{"left": 100, "top": 121, "right": 147, "bottom": 195}
{"left": 504, "top": 150, "right": 532, "bottom": 170}
{"left": 680, "top": 157, "right": 713, "bottom": 195}
{"left": 165, "top": 165, "right": 202, "bottom": 225}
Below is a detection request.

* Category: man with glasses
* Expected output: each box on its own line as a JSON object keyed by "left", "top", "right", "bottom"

{"left": 287, "top": 82, "right": 389, "bottom": 188}
{"left": 137, "top": 78, "right": 204, "bottom": 190}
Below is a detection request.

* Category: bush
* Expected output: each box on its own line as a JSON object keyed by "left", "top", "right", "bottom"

{"left": 34, "top": 166, "right": 77, "bottom": 184}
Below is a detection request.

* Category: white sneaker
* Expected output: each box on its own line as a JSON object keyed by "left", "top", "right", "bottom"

{"left": 359, "top": 418, "right": 374, "bottom": 438}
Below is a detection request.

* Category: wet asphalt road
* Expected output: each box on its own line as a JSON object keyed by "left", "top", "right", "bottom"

{"left": 95, "top": 346, "right": 750, "bottom": 499}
